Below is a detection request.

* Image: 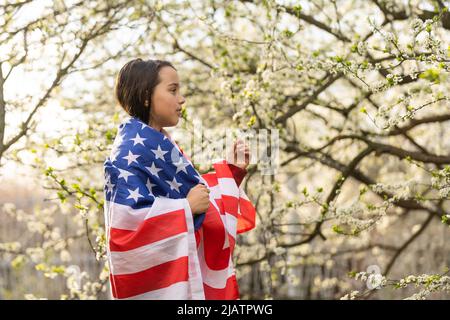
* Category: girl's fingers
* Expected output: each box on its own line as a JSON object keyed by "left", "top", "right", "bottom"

{"left": 237, "top": 145, "right": 247, "bottom": 151}
{"left": 236, "top": 144, "right": 249, "bottom": 150}
{"left": 196, "top": 184, "right": 209, "bottom": 192}
{"left": 236, "top": 149, "right": 250, "bottom": 157}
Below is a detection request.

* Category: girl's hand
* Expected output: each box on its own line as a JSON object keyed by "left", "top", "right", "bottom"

{"left": 187, "top": 184, "right": 210, "bottom": 215}
{"left": 228, "top": 139, "right": 250, "bottom": 170}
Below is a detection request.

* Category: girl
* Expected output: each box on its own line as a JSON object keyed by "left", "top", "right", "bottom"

{"left": 103, "top": 58, "right": 256, "bottom": 300}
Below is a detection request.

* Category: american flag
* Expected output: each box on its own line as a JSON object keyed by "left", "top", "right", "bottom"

{"left": 103, "top": 116, "right": 255, "bottom": 299}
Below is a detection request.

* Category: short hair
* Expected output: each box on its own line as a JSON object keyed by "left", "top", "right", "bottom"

{"left": 115, "top": 58, "right": 176, "bottom": 124}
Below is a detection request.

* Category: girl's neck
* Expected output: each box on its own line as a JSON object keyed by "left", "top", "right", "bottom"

{"left": 148, "top": 120, "right": 162, "bottom": 133}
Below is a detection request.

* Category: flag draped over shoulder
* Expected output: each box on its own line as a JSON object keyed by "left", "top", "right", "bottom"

{"left": 103, "top": 116, "right": 256, "bottom": 300}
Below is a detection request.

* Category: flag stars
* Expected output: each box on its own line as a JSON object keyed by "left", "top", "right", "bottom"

{"left": 130, "top": 133, "right": 146, "bottom": 146}
{"left": 173, "top": 157, "right": 190, "bottom": 174}
{"left": 146, "top": 178, "right": 157, "bottom": 195}
{"left": 126, "top": 187, "right": 144, "bottom": 203}
{"left": 145, "top": 162, "right": 162, "bottom": 177}
{"left": 122, "top": 150, "right": 140, "bottom": 166}
{"left": 151, "top": 145, "right": 168, "bottom": 161}
{"left": 165, "top": 177, "right": 183, "bottom": 193}
{"left": 117, "top": 168, "right": 133, "bottom": 183}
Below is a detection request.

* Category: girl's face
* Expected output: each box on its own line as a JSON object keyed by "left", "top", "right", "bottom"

{"left": 149, "top": 66, "right": 185, "bottom": 130}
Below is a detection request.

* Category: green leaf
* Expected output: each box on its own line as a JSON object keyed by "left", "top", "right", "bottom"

{"left": 45, "top": 167, "right": 54, "bottom": 176}
{"left": 74, "top": 133, "right": 82, "bottom": 146}
{"left": 419, "top": 68, "right": 440, "bottom": 83}
{"left": 247, "top": 115, "right": 256, "bottom": 128}
{"left": 35, "top": 263, "right": 47, "bottom": 271}
{"left": 51, "top": 265, "right": 66, "bottom": 274}
{"left": 273, "top": 182, "right": 281, "bottom": 192}
{"left": 105, "top": 130, "right": 115, "bottom": 142}
{"left": 282, "top": 29, "right": 294, "bottom": 38}
{"left": 11, "top": 255, "right": 26, "bottom": 269}
{"left": 302, "top": 187, "right": 309, "bottom": 196}
{"left": 333, "top": 56, "right": 343, "bottom": 63}
{"left": 57, "top": 191, "right": 66, "bottom": 203}
{"left": 293, "top": 5, "right": 302, "bottom": 16}
{"left": 359, "top": 186, "right": 367, "bottom": 196}
{"left": 332, "top": 225, "right": 344, "bottom": 234}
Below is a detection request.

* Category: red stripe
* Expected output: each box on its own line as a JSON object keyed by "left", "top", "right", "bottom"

{"left": 109, "top": 209, "right": 187, "bottom": 252}
{"left": 214, "top": 198, "right": 225, "bottom": 215}
{"left": 228, "top": 233, "right": 236, "bottom": 253}
{"left": 203, "top": 274, "right": 240, "bottom": 300}
{"left": 195, "top": 228, "right": 202, "bottom": 248}
{"left": 110, "top": 256, "right": 189, "bottom": 299}
{"left": 214, "top": 162, "right": 234, "bottom": 179}
{"left": 203, "top": 204, "right": 231, "bottom": 270}
{"left": 237, "top": 198, "right": 256, "bottom": 234}
{"left": 202, "top": 173, "right": 218, "bottom": 186}
{"left": 222, "top": 195, "right": 239, "bottom": 217}
{"left": 228, "top": 164, "right": 247, "bottom": 186}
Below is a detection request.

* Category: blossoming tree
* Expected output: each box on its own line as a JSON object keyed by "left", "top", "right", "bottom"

{"left": 1, "top": 0, "right": 449, "bottom": 299}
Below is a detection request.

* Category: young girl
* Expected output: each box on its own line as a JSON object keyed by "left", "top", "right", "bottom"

{"left": 103, "top": 58, "right": 256, "bottom": 300}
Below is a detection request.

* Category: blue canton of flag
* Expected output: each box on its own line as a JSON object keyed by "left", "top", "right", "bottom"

{"left": 104, "top": 116, "right": 206, "bottom": 229}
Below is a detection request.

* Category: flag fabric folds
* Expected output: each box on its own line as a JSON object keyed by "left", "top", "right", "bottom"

{"left": 103, "top": 116, "right": 256, "bottom": 299}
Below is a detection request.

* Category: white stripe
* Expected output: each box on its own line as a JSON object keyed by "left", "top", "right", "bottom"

{"left": 208, "top": 185, "right": 222, "bottom": 200}
{"left": 182, "top": 198, "right": 205, "bottom": 299}
{"left": 204, "top": 179, "right": 222, "bottom": 214}
{"left": 219, "top": 213, "right": 237, "bottom": 249}
{"left": 122, "top": 281, "right": 190, "bottom": 300}
{"left": 109, "top": 232, "right": 188, "bottom": 275}
{"left": 217, "top": 177, "right": 239, "bottom": 197}
{"left": 209, "top": 191, "right": 221, "bottom": 214}
{"left": 225, "top": 213, "right": 237, "bottom": 239}
{"left": 107, "top": 197, "right": 186, "bottom": 230}
{"left": 107, "top": 199, "right": 205, "bottom": 299}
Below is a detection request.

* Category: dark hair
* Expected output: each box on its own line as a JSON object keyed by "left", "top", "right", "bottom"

{"left": 115, "top": 58, "right": 176, "bottom": 124}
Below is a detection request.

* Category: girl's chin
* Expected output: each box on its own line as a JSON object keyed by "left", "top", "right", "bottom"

{"left": 165, "top": 118, "right": 179, "bottom": 127}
